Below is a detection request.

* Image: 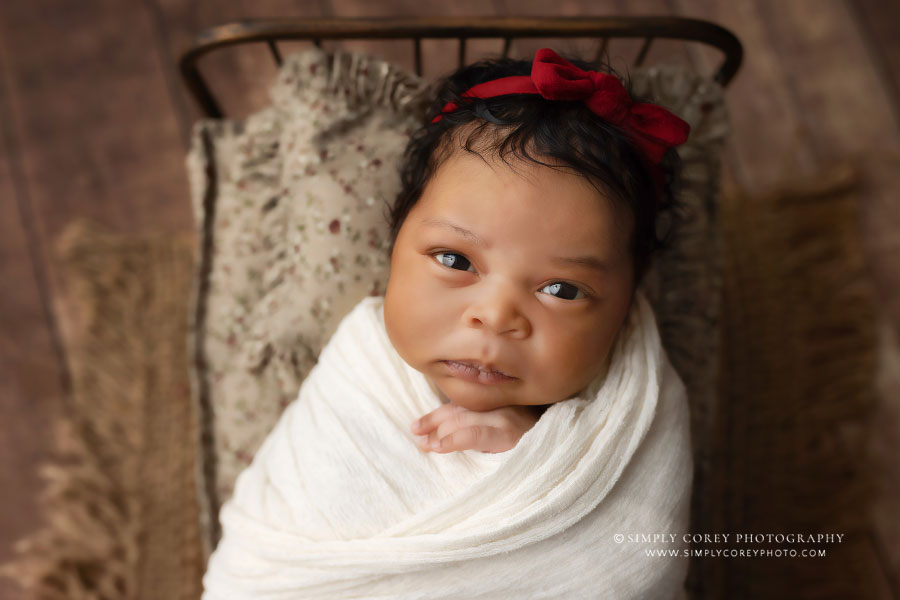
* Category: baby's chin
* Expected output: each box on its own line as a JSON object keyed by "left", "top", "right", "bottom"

{"left": 429, "top": 374, "right": 548, "bottom": 412}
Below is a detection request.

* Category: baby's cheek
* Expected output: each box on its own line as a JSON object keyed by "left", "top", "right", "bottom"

{"left": 383, "top": 289, "right": 419, "bottom": 368}
{"left": 537, "top": 339, "right": 607, "bottom": 401}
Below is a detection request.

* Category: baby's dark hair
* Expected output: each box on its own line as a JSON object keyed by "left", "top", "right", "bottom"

{"left": 385, "top": 51, "right": 685, "bottom": 286}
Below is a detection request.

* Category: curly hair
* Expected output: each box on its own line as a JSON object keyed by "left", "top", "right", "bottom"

{"left": 384, "top": 52, "right": 685, "bottom": 286}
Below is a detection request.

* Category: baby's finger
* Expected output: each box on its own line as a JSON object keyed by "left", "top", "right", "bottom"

{"left": 433, "top": 409, "right": 473, "bottom": 441}
{"left": 433, "top": 407, "right": 505, "bottom": 441}
{"left": 410, "top": 403, "right": 466, "bottom": 434}
{"left": 431, "top": 426, "right": 503, "bottom": 454}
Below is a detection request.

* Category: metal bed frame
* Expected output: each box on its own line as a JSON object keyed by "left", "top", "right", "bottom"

{"left": 178, "top": 16, "right": 742, "bottom": 118}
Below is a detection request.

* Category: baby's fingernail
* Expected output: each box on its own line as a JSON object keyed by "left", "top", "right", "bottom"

{"left": 416, "top": 435, "right": 428, "bottom": 447}
{"left": 411, "top": 418, "right": 421, "bottom": 430}
{"left": 431, "top": 439, "right": 442, "bottom": 450}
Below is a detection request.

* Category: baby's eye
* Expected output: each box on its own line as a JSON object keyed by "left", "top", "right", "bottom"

{"left": 433, "top": 252, "right": 475, "bottom": 272}
{"left": 541, "top": 281, "right": 586, "bottom": 301}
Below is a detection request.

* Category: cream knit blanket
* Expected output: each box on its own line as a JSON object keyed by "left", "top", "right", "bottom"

{"left": 202, "top": 291, "right": 693, "bottom": 599}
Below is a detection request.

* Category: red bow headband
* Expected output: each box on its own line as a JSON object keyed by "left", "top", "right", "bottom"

{"left": 431, "top": 48, "right": 690, "bottom": 167}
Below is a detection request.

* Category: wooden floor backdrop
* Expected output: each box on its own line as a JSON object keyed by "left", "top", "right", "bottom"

{"left": 1, "top": 1, "right": 898, "bottom": 598}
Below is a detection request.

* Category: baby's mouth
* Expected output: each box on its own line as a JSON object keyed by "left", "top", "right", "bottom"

{"left": 443, "top": 359, "right": 517, "bottom": 382}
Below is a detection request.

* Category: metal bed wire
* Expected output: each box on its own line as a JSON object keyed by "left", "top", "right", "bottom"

{"left": 179, "top": 16, "right": 742, "bottom": 118}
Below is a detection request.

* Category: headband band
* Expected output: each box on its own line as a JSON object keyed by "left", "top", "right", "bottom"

{"left": 431, "top": 48, "right": 691, "bottom": 168}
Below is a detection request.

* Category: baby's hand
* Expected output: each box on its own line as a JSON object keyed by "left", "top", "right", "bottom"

{"left": 410, "top": 403, "right": 542, "bottom": 454}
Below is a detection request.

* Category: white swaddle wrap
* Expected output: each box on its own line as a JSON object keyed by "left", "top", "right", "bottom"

{"left": 202, "top": 291, "right": 693, "bottom": 600}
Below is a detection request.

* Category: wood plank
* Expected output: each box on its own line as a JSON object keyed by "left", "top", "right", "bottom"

{"left": 756, "top": 0, "right": 900, "bottom": 158}
{"left": 871, "top": 314, "right": 900, "bottom": 598}
{"left": 0, "top": 1, "right": 192, "bottom": 238}
{"left": 0, "top": 0, "right": 194, "bottom": 356}
{"left": 672, "top": 0, "right": 820, "bottom": 193}
{"left": 850, "top": 0, "right": 900, "bottom": 133}
{"left": 0, "top": 39, "right": 66, "bottom": 600}
{"left": 675, "top": 2, "right": 900, "bottom": 597}
{"left": 745, "top": 6, "right": 900, "bottom": 593}
{"left": 0, "top": 2, "right": 194, "bottom": 594}
{"left": 142, "top": 0, "right": 198, "bottom": 149}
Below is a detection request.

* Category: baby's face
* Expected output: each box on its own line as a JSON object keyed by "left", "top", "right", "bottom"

{"left": 384, "top": 149, "right": 635, "bottom": 411}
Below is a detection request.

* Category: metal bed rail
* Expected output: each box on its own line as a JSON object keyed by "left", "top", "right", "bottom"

{"left": 179, "top": 16, "right": 742, "bottom": 118}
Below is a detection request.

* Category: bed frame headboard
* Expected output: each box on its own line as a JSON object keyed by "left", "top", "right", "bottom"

{"left": 178, "top": 16, "right": 742, "bottom": 118}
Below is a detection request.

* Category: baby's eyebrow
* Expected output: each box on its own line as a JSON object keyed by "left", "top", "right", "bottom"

{"left": 550, "top": 255, "right": 612, "bottom": 273}
{"left": 420, "top": 218, "right": 487, "bottom": 247}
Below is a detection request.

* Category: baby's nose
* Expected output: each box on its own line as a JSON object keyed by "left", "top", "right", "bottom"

{"left": 464, "top": 287, "right": 531, "bottom": 338}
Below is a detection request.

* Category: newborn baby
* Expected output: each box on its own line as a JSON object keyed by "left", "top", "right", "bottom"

{"left": 202, "top": 48, "right": 694, "bottom": 600}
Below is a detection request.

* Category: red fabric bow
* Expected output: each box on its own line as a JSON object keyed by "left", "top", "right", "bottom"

{"left": 432, "top": 48, "right": 690, "bottom": 167}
